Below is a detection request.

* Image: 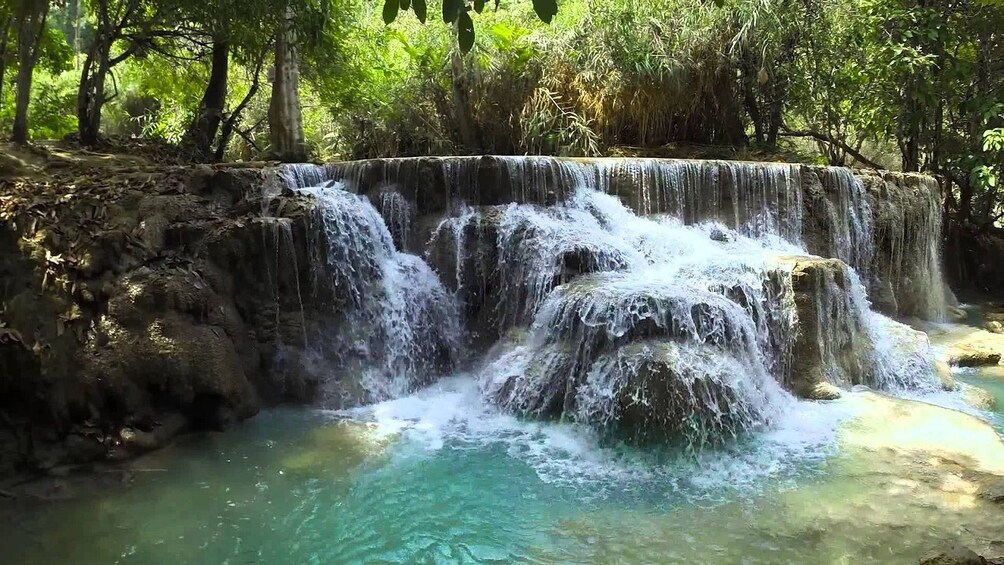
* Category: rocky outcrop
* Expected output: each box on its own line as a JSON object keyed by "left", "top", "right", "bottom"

{"left": 0, "top": 154, "right": 952, "bottom": 470}
{"left": 944, "top": 331, "right": 1004, "bottom": 367}
{"left": 0, "top": 163, "right": 333, "bottom": 474}
{"left": 920, "top": 546, "right": 1002, "bottom": 565}
{"left": 777, "top": 256, "right": 868, "bottom": 399}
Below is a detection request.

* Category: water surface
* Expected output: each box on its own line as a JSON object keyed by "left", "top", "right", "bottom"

{"left": 5, "top": 376, "right": 1003, "bottom": 564}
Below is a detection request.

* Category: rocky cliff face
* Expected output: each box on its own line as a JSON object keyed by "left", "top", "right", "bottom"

{"left": 0, "top": 164, "right": 332, "bottom": 474}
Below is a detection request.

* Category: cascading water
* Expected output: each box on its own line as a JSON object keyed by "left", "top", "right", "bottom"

{"left": 378, "top": 190, "right": 412, "bottom": 251}
{"left": 281, "top": 157, "right": 945, "bottom": 446}
{"left": 282, "top": 169, "right": 462, "bottom": 403}
{"left": 457, "top": 186, "right": 938, "bottom": 447}
{"left": 1, "top": 159, "right": 982, "bottom": 565}
{"left": 811, "top": 167, "right": 876, "bottom": 280}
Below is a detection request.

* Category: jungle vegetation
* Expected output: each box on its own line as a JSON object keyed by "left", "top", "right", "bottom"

{"left": 1, "top": 0, "right": 1003, "bottom": 269}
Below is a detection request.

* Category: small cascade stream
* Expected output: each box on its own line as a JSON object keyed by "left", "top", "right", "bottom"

{"left": 290, "top": 182, "right": 461, "bottom": 402}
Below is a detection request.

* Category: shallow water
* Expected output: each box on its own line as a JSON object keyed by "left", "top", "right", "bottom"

{"left": 5, "top": 377, "right": 1003, "bottom": 565}
{"left": 956, "top": 366, "right": 1004, "bottom": 419}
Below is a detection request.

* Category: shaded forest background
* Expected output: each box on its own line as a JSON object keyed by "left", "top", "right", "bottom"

{"left": 1, "top": 0, "right": 1003, "bottom": 291}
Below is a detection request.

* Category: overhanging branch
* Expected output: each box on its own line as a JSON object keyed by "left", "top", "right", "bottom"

{"left": 779, "top": 128, "right": 884, "bottom": 170}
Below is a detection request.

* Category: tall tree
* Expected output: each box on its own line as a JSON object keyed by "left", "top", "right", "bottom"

{"left": 179, "top": 0, "right": 268, "bottom": 161}
{"left": 0, "top": 10, "right": 11, "bottom": 116}
{"left": 184, "top": 34, "right": 230, "bottom": 160}
{"left": 76, "top": 0, "right": 165, "bottom": 145}
{"left": 268, "top": 6, "right": 307, "bottom": 161}
{"left": 11, "top": 0, "right": 50, "bottom": 143}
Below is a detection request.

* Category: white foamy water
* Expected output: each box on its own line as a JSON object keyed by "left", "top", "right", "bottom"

{"left": 333, "top": 375, "right": 863, "bottom": 500}
{"left": 283, "top": 159, "right": 945, "bottom": 451}
{"left": 447, "top": 185, "right": 942, "bottom": 448}
{"left": 292, "top": 183, "right": 462, "bottom": 402}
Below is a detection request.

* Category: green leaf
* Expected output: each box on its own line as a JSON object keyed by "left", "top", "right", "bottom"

{"left": 400, "top": 0, "right": 410, "bottom": 9}
{"left": 383, "top": 0, "right": 399, "bottom": 23}
{"left": 532, "top": 0, "right": 558, "bottom": 23}
{"left": 458, "top": 10, "right": 475, "bottom": 52}
{"left": 413, "top": 0, "right": 427, "bottom": 22}
{"left": 474, "top": 0, "right": 485, "bottom": 13}
{"left": 443, "top": 0, "right": 461, "bottom": 23}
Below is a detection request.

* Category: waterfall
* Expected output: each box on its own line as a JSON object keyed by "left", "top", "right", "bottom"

{"left": 283, "top": 163, "right": 329, "bottom": 190}
{"left": 465, "top": 185, "right": 937, "bottom": 448}
{"left": 280, "top": 157, "right": 947, "bottom": 445}
{"left": 378, "top": 190, "right": 412, "bottom": 251}
{"left": 281, "top": 171, "right": 462, "bottom": 404}
{"left": 873, "top": 175, "right": 948, "bottom": 321}
{"left": 819, "top": 168, "right": 874, "bottom": 280}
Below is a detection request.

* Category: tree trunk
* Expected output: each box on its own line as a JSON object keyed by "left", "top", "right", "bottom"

{"left": 12, "top": 1, "right": 48, "bottom": 144}
{"left": 214, "top": 46, "right": 268, "bottom": 161}
{"left": 0, "top": 14, "right": 11, "bottom": 114}
{"left": 267, "top": 9, "right": 307, "bottom": 162}
{"left": 72, "top": 0, "right": 82, "bottom": 68}
{"left": 765, "top": 73, "right": 788, "bottom": 149}
{"left": 185, "top": 37, "right": 229, "bottom": 162}
{"left": 740, "top": 58, "right": 764, "bottom": 145}
{"left": 900, "top": 112, "right": 921, "bottom": 173}
{"left": 959, "top": 175, "right": 974, "bottom": 223}
{"left": 77, "top": 40, "right": 111, "bottom": 146}
{"left": 450, "top": 49, "right": 478, "bottom": 153}
{"left": 76, "top": 0, "right": 139, "bottom": 146}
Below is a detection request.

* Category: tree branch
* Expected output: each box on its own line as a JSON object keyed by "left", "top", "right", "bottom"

{"left": 213, "top": 47, "right": 268, "bottom": 161}
{"left": 779, "top": 128, "right": 884, "bottom": 170}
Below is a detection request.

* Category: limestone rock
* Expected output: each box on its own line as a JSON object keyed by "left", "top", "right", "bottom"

{"left": 960, "top": 383, "right": 998, "bottom": 411}
{"left": 776, "top": 256, "right": 871, "bottom": 398}
{"left": 117, "top": 413, "right": 188, "bottom": 454}
{"left": 938, "top": 327, "right": 1004, "bottom": 367}
{"left": 947, "top": 345, "right": 1003, "bottom": 368}
{"left": 919, "top": 545, "right": 988, "bottom": 565}
{"left": 980, "top": 479, "right": 1004, "bottom": 505}
{"left": 582, "top": 340, "right": 774, "bottom": 444}
{"left": 807, "top": 381, "right": 843, "bottom": 400}
{"left": 985, "top": 311, "right": 1004, "bottom": 334}
{"left": 949, "top": 306, "right": 969, "bottom": 322}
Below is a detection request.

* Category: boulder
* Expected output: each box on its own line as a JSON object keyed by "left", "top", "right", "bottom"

{"left": 980, "top": 479, "right": 1004, "bottom": 505}
{"left": 986, "top": 311, "right": 1004, "bottom": 334}
{"left": 937, "top": 327, "right": 1004, "bottom": 367}
{"left": 578, "top": 340, "right": 777, "bottom": 445}
{"left": 947, "top": 345, "right": 1003, "bottom": 368}
{"left": 776, "top": 256, "right": 870, "bottom": 399}
{"left": 920, "top": 546, "right": 988, "bottom": 565}
{"left": 482, "top": 337, "right": 780, "bottom": 447}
